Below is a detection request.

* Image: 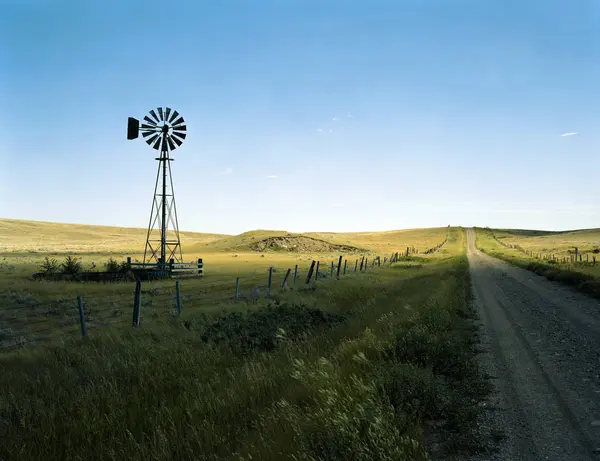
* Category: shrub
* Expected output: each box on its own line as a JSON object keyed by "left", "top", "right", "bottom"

{"left": 60, "top": 256, "right": 82, "bottom": 275}
{"left": 39, "top": 256, "right": 59, "bottom": 275}
{"left": 105, "top": 257, "right": 120, "bottom": 273}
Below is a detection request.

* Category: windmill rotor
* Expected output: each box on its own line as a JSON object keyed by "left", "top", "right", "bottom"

{"left": 129, "top": 106, "right": 187, "bottom": 152}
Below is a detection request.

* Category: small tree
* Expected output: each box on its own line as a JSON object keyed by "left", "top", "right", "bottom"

{"left": 105, "top": 258, "right": 130, "bottom": 273}
{"left": 105, "top": 257, "right": 120, "bottom": 273}
{"left": 61, "top": 256, "right": 82, "bottom": 275}
{"left": 39, "top": 256, "right": 59, "bottom": 275}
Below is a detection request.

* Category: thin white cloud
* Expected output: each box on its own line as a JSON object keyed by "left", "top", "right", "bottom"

{"left": 329, "top": 129, "right": 333, "bottom": 133}
{"left": 267, "top": 175, "right": 277, "bottom": 179}
{"left": 332, "top": 116, "right": 338, "bottom": 121}
{"left": 218, "top": 167, "right": 233, "bottom": 175}
{"left": 330, "top": 203, "right": 345, "bottom": 208}
{"left": 560, "top": 132, "right": 579, "bottom": 137}
{"left": 316, "top": 128, "right": 324, "bottom": 132}
{"left": 347, "top": 113, "right": 352, "bottom": 118}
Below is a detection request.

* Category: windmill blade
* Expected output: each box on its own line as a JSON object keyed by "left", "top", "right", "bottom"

{"left": 164, "top": 107, "right": 172, "bottom": 123}
{"left": 142, "top": 130, "right": 158, "bottom": 138}
{"left": 173, "top": 132, "right": 186, "bottom": 141}
{"left": 143, "top": 116, "right": 157, "bottom": 126}
{"left": 172, "top": 116, "right": 184, "bottom": 126}
{"left": 168, "top": 109, "right": 179, "bottom": 123}
{"left": 157, "top": 107, "right": 164, "bottom": 121}
{"left": 166, "top": 136, "right": 176, "bottom": 151}
{"left": 145, "top": 133, "right": 160, "bottom": 146}
{"left": 149, "top": 109, "right": 160, "bottom": 123}
{"left": 173, "top": 125, "right": 187, "bottom": 133}
{"left": 172, "top": 135, "right": 184, "bottom": 147}
{"left": 152, "top": 134, "right": 163, "bottom": 150}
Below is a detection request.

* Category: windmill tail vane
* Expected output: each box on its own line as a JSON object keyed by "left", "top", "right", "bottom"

{"left": 127, "top": 107, "right": 187, "bottom": 268}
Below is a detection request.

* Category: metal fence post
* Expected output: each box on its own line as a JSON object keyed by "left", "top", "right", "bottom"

{"left": 293, "top": 264, "right": 298, "bottom": 286}
{"left": 343, "top": 259, "right": 347, "bottom": 275}
{"left": 176, "top": 280, "right": 182, "bottom": 314}
{"left": 282, "top": 268, "right": 291, "bottom": 289}
{"left": 77, "top": 296, "right": 87, "bottom": 338}
{"left": 132, "top": 280, "right": 141, "bottom": 327}
{"left": 267, "top": 267, "right": 273, "bottom": 297}
{"left": 337, "top": 255, "right": 343, "bottom": 278}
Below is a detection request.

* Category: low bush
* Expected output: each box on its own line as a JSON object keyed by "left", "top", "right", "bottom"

{"left": 196, "top": 301, "right": 346, "bottom": 354}
{"left": 60, "top": 256, "right": 82, "bottom": 275}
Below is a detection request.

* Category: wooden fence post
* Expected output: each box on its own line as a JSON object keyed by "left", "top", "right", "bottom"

{"left": 235, "top": 277, "right": 240, "bottom": 301}
{"left": 305, "top": 260, "right": 316, "bottom": 284}
{"left": 175, "top": 280, "right": 182, "bottom": 314}
{"left": 267, "top": 267, "right": 273, "bottom": 297}
{"left": 77, "top": 296, "right": 87, "bottom": 338}
{"left": 282, "top": 268, "right": 292, "bottom": 289}
{"left": 330, "top": 261, "right": 334, "bottom": 278}
{"left": 337, "top": 255, "right": 343, "bottom": 278}
{"left": 197, "top": 258, "right": 204, "bottom": 275}
{"left": 360, "top": 257, "right": 364, "bottom": 271}
{"left": 132, "top": 280, "right": 141, "bottom": 327}
{"left": 364, "top": 257, "right": 368, "bottom": 271}
{"left": 354, "top": 259, "right": 358, "bottom": 272}
{"left": 343, "top": 259, "right": 347, "bottom": 275}
{"left": 315, "top": 261, "right": 320, "bottom": 281}
{"left": 293, "top": 265, "right": 298, "bottom": 286}
{"left": 126, "top": 256, "right": 131, "bottom": 269}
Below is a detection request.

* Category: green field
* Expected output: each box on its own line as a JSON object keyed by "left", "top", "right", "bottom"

{"left": 475, "top": 227, "right": 600, "bottom": 298}
{"left": 0, "top": 219, "right": 452, "bottom": 350}
{"left": 0, "top": 220, "right": 494, "bottom": 460}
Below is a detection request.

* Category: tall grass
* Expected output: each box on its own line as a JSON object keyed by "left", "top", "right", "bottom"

{"left": 0, "top": 229, "right": 491, "bottom": 460}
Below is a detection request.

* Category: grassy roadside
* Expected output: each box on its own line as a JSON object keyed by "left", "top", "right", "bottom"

{"left": 0, "top": 228, "right": 492, "bottom": 460}
{"left": 475, "top": 227, "right": 600, "bottom": 300}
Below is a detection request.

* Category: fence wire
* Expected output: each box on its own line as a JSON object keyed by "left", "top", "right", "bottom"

{"left": 0, "top": 245, "right": 448, "bottom": 352}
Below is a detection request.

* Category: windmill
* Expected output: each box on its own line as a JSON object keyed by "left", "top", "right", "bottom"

{"left": 127, "top": 107, "right": 187, "bottom": 269}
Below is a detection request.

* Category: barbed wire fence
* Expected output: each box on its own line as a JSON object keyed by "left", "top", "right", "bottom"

{"left": 485, "top": 227, "right": 598, "bottom": 266}
{"left": 0, "top": 236, "right": 450, "bottom": 352}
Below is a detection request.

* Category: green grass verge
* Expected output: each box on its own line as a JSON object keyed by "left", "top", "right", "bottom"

{"left": 0, "top": 230, "right": 492, "bottom": 460}
{"left": 475, "top": 227, "right": 600, "bottom": 300}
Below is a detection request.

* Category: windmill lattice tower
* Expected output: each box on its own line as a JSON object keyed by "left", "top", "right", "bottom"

{"left": 127, "top": 107, "right": 187, "bottom": 268}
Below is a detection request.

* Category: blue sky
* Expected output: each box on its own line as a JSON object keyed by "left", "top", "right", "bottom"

{"left": 2, "top": 0, "right": 600, "bottom": 234}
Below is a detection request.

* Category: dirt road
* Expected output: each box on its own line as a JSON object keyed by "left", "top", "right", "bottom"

{"left": 467, "top": 228, "right": 600, "bottom": 460}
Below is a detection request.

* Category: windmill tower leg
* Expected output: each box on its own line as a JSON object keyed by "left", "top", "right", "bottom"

{"left": 161, "top": 149, "right": 168, "bottom": 268}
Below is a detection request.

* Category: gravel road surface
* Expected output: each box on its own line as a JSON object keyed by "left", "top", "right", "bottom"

{"left": 467, "top": 228, "right": 600, "bottom": 460}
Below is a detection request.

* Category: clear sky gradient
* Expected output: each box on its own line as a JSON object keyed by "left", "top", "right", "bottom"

{"left": 2, "top": 0, "right": 599, "bottom": 234}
